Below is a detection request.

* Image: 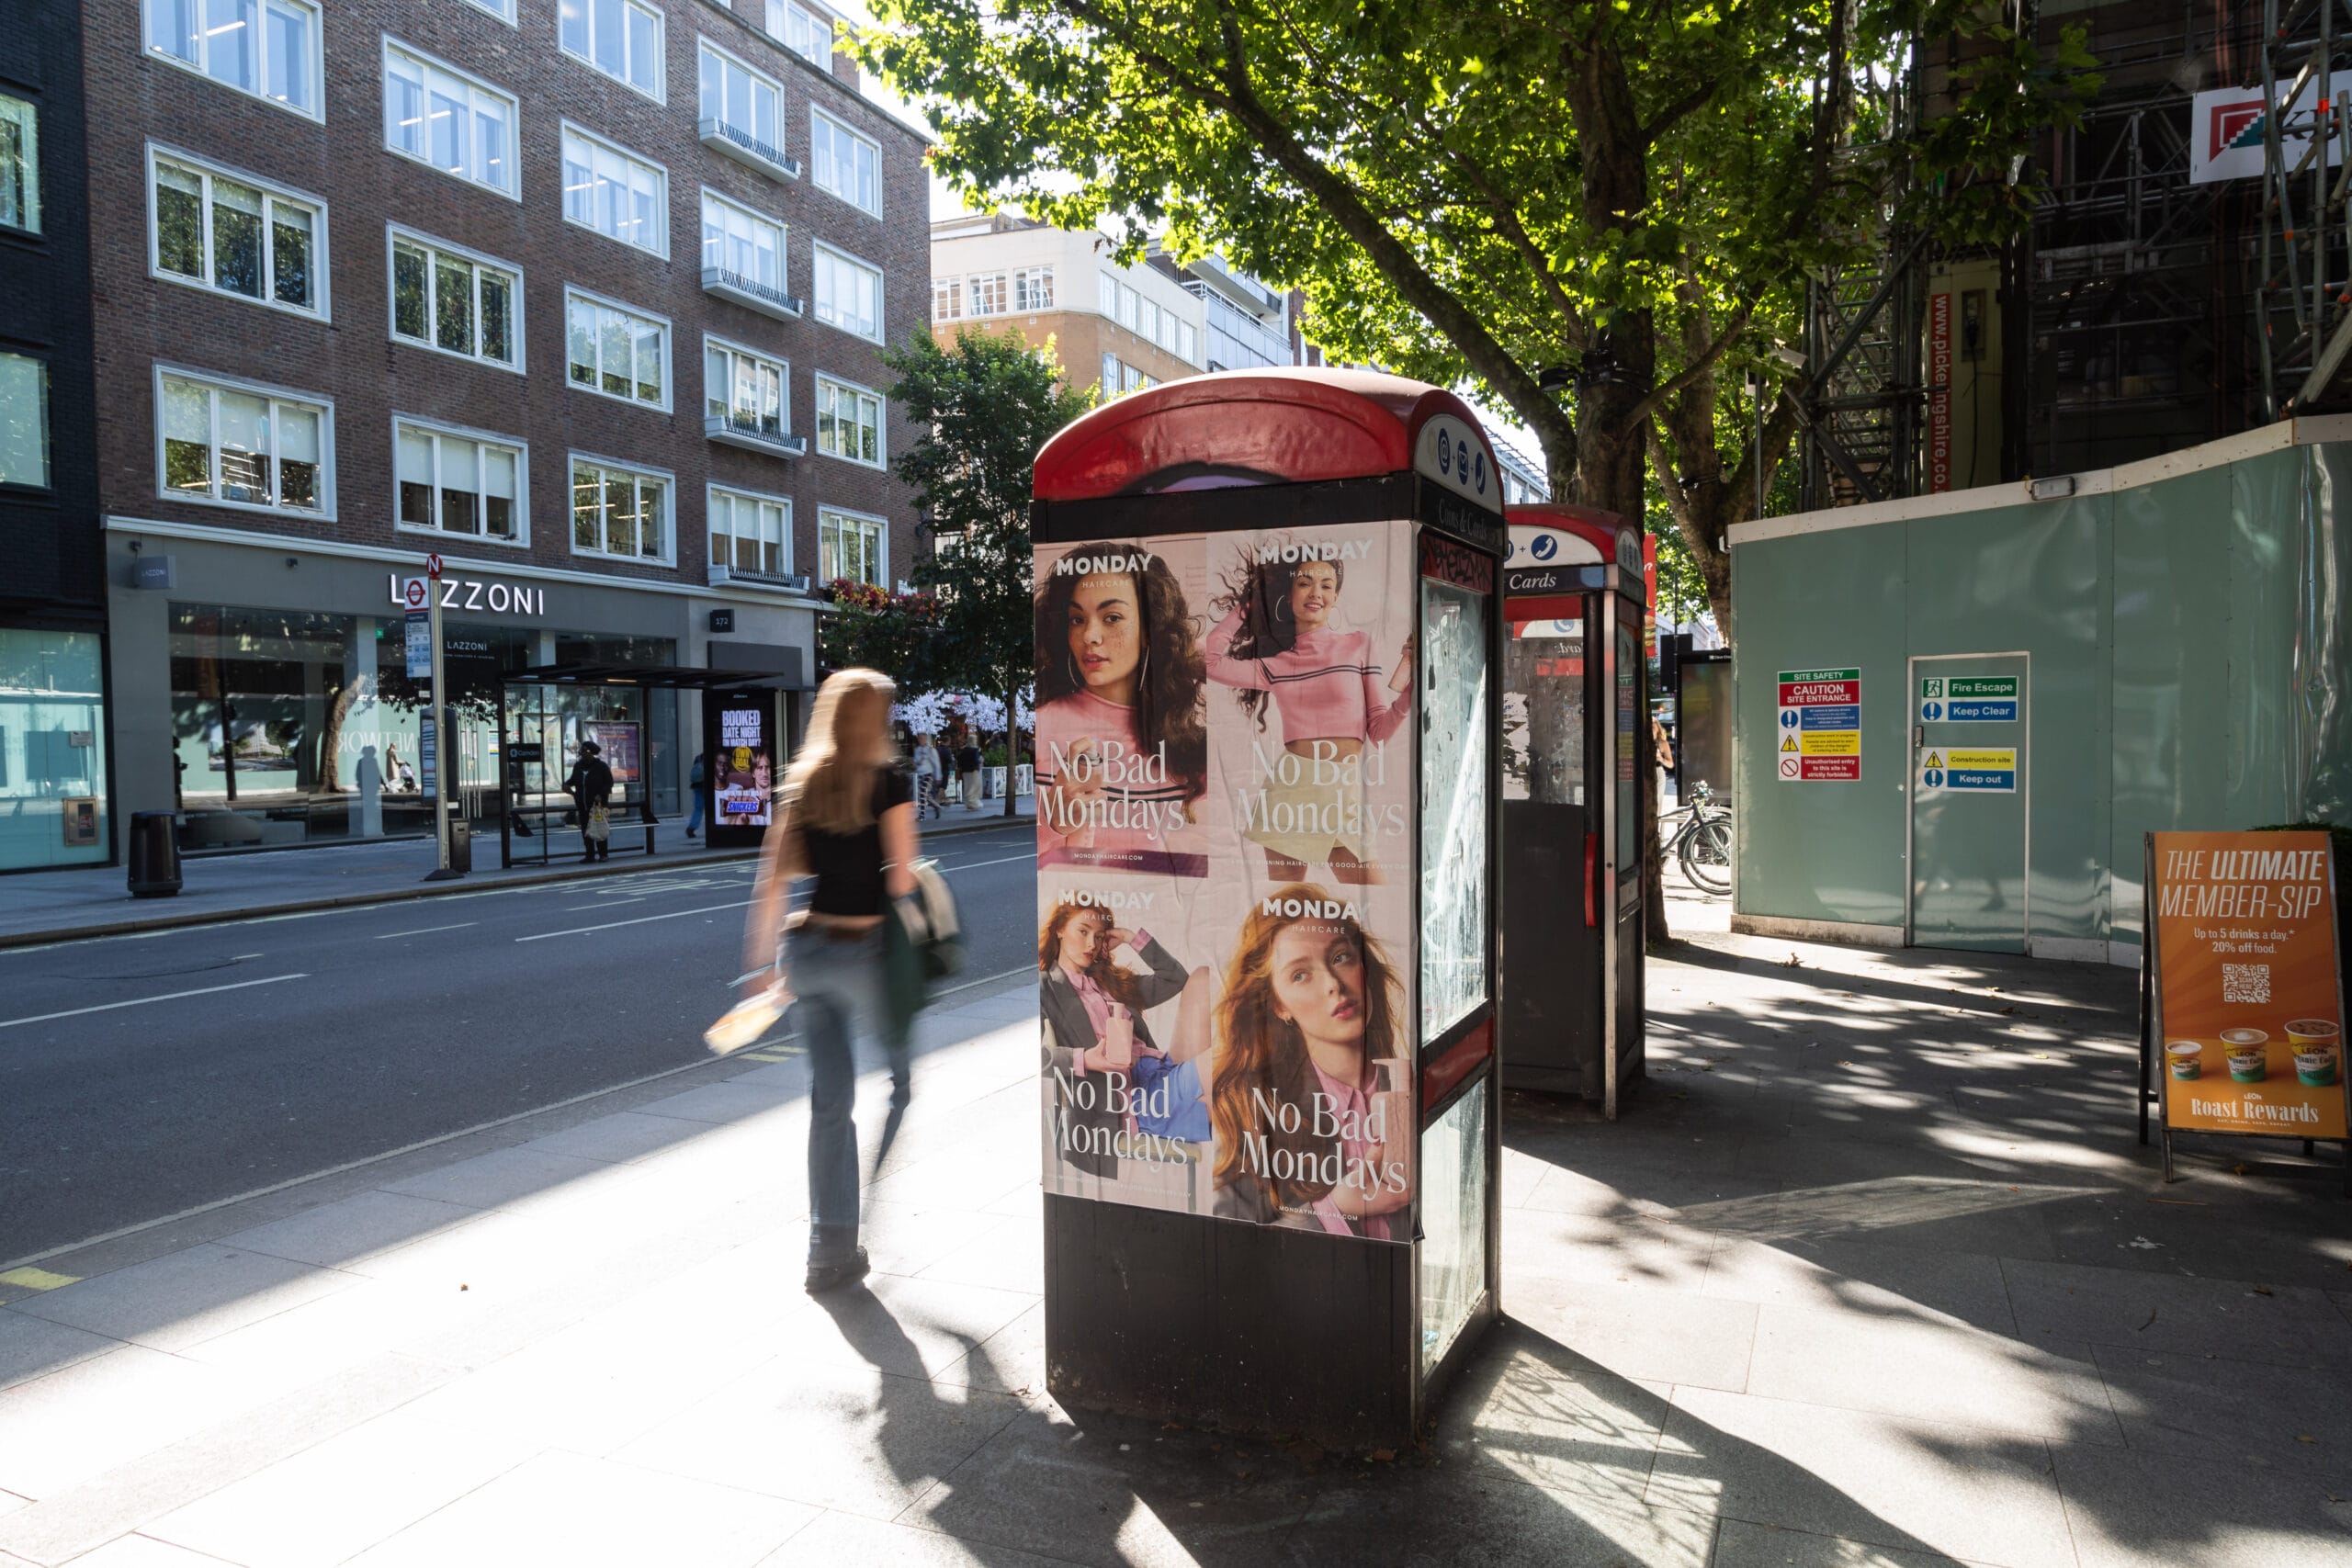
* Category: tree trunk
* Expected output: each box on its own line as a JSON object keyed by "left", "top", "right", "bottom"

{"left": 1002, "top": 682, "right": 1021, "bottom": 818}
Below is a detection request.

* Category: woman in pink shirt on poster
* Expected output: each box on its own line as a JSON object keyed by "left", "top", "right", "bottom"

{"left": 1032, "top": 546, "right": 1209, "bottom": 875}
{"left": 1206, "top": 541, "right": 1413, "bottom": 883}
{"left": 1207, "top": 888, "right": 1411, "bottom": 1237}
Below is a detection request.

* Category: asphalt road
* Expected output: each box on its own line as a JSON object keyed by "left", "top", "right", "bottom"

{"left": 0, "top": 821, "right": 1039, "bottom": 1261}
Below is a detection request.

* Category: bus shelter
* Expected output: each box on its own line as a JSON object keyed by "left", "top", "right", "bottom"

{"left": 495, "top": 662, "right": 798, "bottom": 868}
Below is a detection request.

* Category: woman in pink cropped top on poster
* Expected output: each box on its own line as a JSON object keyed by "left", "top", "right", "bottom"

{"left": 1033, "top": 546, "right": 1210, "bottom": 875}
{"left": 1206, "top": 540, "right": 1413, "bottom": 883}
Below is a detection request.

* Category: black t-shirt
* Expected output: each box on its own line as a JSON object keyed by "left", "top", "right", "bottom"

{"left": 802, "top": 768, "right": 913, "bottom": 916}
{"left": 956, "top": 744, "right": 982, "bottom": 772}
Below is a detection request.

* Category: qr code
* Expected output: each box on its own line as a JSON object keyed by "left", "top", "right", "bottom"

{"left": 2222, "top": 964, "right": 2271, "bottom": 1005}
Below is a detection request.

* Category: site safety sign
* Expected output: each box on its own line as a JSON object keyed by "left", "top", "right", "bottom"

{"left": 1778, "top": 668, "right": 1861, "bottom": 783}
{"left": 1919, "top": 747, "right": 2017, "bottom": 793}
{"left": 1919, "top": 674, "right": 2018, "bottom": 723}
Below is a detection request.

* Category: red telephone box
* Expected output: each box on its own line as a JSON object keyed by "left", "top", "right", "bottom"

{"left": 1500, "top": 505, "right": 1648, "bottom": 1111}
{"left": 1029, "top": 369, "right": 1505, "bottom": 1448}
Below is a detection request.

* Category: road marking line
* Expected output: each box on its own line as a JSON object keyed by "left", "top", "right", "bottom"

{"left": 0, "top": 973, "right": 311, "bottom": 1032}
{"left": 515, "top": 899, "right": 754, "bottom": 942}
{"left": 563, "top": 897, "right": 645, "bottom": 911}
{"left": 0, "top": 1267, "right": 80, "bottom": 1291}
{"left": 231, "top": 953, "right": 264, "bottom": 961}
{"left": 930, "top": 852, "right": 1034, "bottom": 872}
{"left": 373, "top": 922, "right": 478, "bottom": 940}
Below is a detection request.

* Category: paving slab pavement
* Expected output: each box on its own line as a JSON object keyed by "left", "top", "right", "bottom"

{"left": 0, "top": 906, "right": 2347, "bottom": 1566}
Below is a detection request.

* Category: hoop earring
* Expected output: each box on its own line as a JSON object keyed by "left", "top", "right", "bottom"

{"left": 1272, "top": 593, "right": 1294, "bottom": 626}
{"left": 1068, "top": 651, "right": 1084, "bottom": 689}
{"left": 1136, "top": 642, "right": 1150, "bottom": 687}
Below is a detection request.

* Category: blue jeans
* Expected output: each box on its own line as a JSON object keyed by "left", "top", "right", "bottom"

{"left": 785, "top": 924, "right": 906, "bottom": 1262}
{"left": 685, "top": 789, "right": 705, "bottom": 833}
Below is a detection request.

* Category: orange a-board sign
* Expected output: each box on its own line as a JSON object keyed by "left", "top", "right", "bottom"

{"left": 2147, "top": 830, "right": 2349, "bottom": 1143}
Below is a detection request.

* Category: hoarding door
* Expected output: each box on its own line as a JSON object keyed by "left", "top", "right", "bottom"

{"left": 1907, "top": 654, "right": 2029, "bottom": 953}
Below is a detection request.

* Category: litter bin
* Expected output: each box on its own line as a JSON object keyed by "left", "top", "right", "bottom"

{"left": 447, "top": 818, "right": 471, "bottom": 874}
{"left": 128, "top": 811, "right": 183, "bottom": 897}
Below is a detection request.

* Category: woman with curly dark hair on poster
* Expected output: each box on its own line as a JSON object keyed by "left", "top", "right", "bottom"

{"left": 1206, "top": 538, "right": 1414, "bottom": 884}
{"left": 1033, "top": 542, "right": 1210, "bottom": 875}
{"left": 1208, "top": 887, "right": 1411, "bottom": 1237}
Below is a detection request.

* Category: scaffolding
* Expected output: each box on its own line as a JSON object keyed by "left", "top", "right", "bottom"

{"left": 2256, "top": 0, "right": 2352, "bottom": 416}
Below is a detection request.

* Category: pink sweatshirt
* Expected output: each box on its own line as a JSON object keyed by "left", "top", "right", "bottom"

{"left": 1204, "top": 607, "right": 1410, "bottom": 747}
{"left": 1033, "top": 690, "right": 1195, "bottom": 863}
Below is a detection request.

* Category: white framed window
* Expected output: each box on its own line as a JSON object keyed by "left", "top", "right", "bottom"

{"left": 708, "top": 485, "right": 790, "bottom": 575}
{"left": 814, "top": 373, "right": 883, "bottom": 468}
{"left": 1137, "top": 296, "right": 1159, "bottom": 344}
{"left": 155, "top": 366, "right": 332, "bottom": 517}
{"left": 818, "top": 506, "right": 886, "bottom": 586}
{"left": 766, "top": 0, "right": 831, "bottom": 65}
{"left": 809, "top": 108, "right": 878, "bottom": 216}
{"left": 931, "top": 277, "right": 961, "bottom": 321}
{"left": 0, "top": 94, "right": 38, "bottom": 234}
{"left": 383, "top": 40, "right": 518, "bottom": 198}
{"left": 1014, "top": 266, "right": 1054, "bottom": 311}
{"left": 699, "top": 190, "right": 785, "bottom": 296}
{"left": 464, "top": 0, "right": 518, "bottom": 20}
{"left": 967, "top": 273, "right": 1006, "bottom": 317}
{"left": 144, "top": 0, "right": 321, "bottom": 119}
{"left": 705, "top": 336, "right": 787, "bottom": 441}
{"left": 394, "top": 417, "right": 526, "bottom": 543}
{"left": 1100, "top": 351, "right": 1117, "bottom": 394}
{"left": 1098, "top": 271, "right": 1117, "bottom": 319}
{"left": 811, "top": 243, "right": 882, "bottom": 341}
{"left": 390, "top": 228, "right": 520, "bottom": 371}
{"left": 148, "top": 147, "right": 326, "bottom": 318}
{"left": 1177, "top": 321, "right": 1197, "bottom": 363}
{"left": 697, "top": 41, "right": 784, "bottom": 169}
{"left": 571, "top": 455, "right": 673, "bottom": 563}
{"left": 565, "top": 288, "right": 670, "bottom": 409}
{"left": 0, "top": 353, "right": 48, "bottom": 490}
{"left": 559, "top": 0, "right": 663, "bottom": 101}
{"left": 1120, "top": 281, "right": 1140, "bottom": 332}
{"left": 561, "top": 123, "right": 668, "bottom": 255}
{"left": 1124, "top": 362, "right": 1154, "bottom": 393}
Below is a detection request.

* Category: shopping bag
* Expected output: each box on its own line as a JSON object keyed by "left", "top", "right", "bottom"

{"left": 586, "top": 806, "right": 611, "bottom": 841}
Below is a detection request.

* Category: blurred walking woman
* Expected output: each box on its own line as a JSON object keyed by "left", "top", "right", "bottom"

{"left": 1209, "top": 887, "right": 1411, "bottom": 1237}
{"left": 743, "top": 669, "right": 920, "bottom": 1292}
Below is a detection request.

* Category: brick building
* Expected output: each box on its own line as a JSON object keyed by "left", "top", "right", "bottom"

{"left": 0, "top": 6, "right": 106, "bottom": 874}
{"left": 75, "top": 0, "right": 929, "bottom": 856}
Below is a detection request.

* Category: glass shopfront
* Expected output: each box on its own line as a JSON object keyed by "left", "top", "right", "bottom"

{"left": 167, "top": 603, "right": 677, "bottom": 851}
{"left": 0, "top": 627, "right": 109, "bottom": 871}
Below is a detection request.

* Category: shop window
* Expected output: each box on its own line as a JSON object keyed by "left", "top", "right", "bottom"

{"left": 810, "top": 107, "right": 879, "bottom": 214}
{"left": 167, "top": 606, "right": 358, "bottom": 848}
{"left": 560, "top": 123, "right": 668, "bottom": 255}
{"left": 390, "top": 230, "right": 518, "bottom": 369}
{"left": 709, "top": 485, "right": 788, "bottom": 575}
{"left": 0, "top": 628, "right": 108, "bottom": 871}
{"left": 0, "top": 93, "right": 38, "bottom": 234}
{"left": 818, "top": 506, "right": 885, "bottom": 586}
{"left": 811, "top": 243, "right": 882, "bottom": 341}
{"left": 813, "top": 374, "right": 883, "bottom": 467}
{"left": 383, "top": 40, "right": 517, "bottom": 197}
{"left": 151, "top": 149, "right": 322, "bottom": 316}
{"left": 559, "top": 0, "right": 662, "bottom": 100}
{"left": 705, "top": 338, "right": 786, "bottom": 441}
{"left": 0, "top": 353, "right": 48, "bottom": 490}
{"left": 571, "top": 456, "right": 671, "bottom": 562}
{"left": 145, "top": 0, "right": 321, "bottom": 118}
{"left": 565, "top": 290, "right": 669, "bottom": 409}
{"left": 157, "top": 368, "right": 330, "bottom": 515}
{"left": 395, "top": 419, "right": 524, "bottom": 542}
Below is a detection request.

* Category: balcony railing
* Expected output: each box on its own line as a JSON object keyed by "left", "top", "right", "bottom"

{"left": 707, "top": 562, "right": 811, "bottom": 593}
{"left": 704, "top": 412, "right": 808, "bottom": 459}
{"left": 700, "top": 265, "right": 805, "bottom": 324}
{"left": 697, "top": 117, "right": 802, "bottom": 184}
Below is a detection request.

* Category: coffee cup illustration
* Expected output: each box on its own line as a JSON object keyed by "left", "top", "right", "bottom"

{"left": 2164, "top": 1042, "right": 2202, "bottom": 1080}
{"left": 2287, "top": 1019, "right": 2340, "bottom": 1087}
{"left": 2219, "top": 1027, "right": 2268, "bottom": 1083}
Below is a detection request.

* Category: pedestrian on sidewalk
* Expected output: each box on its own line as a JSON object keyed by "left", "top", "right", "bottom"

{"left": 742, "top": 668, "right": 922, "bottom": 1293}
{"left": 685, "top": 750, "right": 706, "bottom": 837}
{"left": 911, "top": 732, "right": 943, "bottom": 818}
{"left": 956, "top": 734, "right": 984, "bottom": 811}
{"left": 566, "top": 740, "right": 614, "bottom": 862}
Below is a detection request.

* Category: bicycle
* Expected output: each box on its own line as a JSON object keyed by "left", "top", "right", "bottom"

{"left": 1659, "top": 778, "right": 1733, "bottom": 895}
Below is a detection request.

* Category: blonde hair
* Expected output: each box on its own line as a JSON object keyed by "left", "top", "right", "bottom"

{"left": 784, "top": 669, "right": 899, "bottom": 833}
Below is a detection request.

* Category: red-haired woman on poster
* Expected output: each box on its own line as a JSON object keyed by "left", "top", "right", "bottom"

{"left": 1208, "top": 888, "right": 1411, "bottom": 1236}
{"left": 1033, "top": 545, "right": 1210, "bottom": 875}
{"left": 1206, "top": 540, "right": 1413, "bottom": 884}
